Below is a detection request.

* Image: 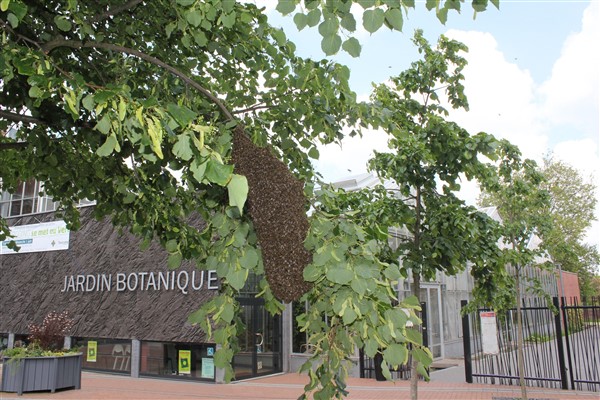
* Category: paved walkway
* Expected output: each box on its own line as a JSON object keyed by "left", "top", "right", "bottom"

{"left": 1, "top": 367, "right": 598, "bottom": 400}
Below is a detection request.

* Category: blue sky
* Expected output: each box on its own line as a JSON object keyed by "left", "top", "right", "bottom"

{"left": 256, "top": 1, "right": 600, "bottom": 251}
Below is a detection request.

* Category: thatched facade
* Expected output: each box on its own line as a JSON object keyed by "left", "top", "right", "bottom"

{"left": 0, "top": 207, "right": 215, "bottom": 343}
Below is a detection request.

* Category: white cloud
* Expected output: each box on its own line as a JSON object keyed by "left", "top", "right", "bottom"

{"left": 538, "top": 1, "right": 599, "bottom": 138}
{"left": 444, "top": 30, "right": 547, "bottom": 163}
{"left": 314, "top": 127, "right": 389, "bottom": 182}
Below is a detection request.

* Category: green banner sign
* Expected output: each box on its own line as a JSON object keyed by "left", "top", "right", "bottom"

{"left": 179, "top": 350, "right": 191, "bottom": 374}
{"left": 87, "top": 341, "right": 97, "bottom": 362}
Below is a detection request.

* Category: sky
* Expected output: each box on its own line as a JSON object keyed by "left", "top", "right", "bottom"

{"left": 255, "top": 1, "right": 600, "bottom": 253}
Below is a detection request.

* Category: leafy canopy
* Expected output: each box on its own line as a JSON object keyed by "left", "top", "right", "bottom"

{"left": 1, "top": 0, "right": 501, "bottom": 397}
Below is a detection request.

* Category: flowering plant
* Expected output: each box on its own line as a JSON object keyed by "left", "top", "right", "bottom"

{"left": 2, "top": 311, "right": 78, "bottom": 359}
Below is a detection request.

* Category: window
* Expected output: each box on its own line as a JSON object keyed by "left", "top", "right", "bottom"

{"left": 0, "top": 180, "right": 56, "bottom": 218}
{"left": 71, "top": 337, "right": 131, "bottom": 374}
{"left": 140, "top": 341, "right": 215, "bottom": 381}
{"left": 0, "top": 179, "right": 95, "bottom": 218}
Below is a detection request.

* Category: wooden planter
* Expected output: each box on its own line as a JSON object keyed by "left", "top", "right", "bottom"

{"left": 1, "top": 353, "right": 82, "bottom": 395}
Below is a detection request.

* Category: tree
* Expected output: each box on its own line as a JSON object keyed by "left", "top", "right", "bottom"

{"left": 477, "top": 153, "right": 552, "bottom": 400}
{"left": 539, "top": 156, "right": 599, "bottom": 299}
{"left": 0, "top": 1, "right": 500, "bottom": 397}
{"left": 343, "top": 31, "right": 507, "bottom": 399}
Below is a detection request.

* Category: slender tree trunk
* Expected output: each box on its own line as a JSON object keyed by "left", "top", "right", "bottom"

{"left": 515, "top": 266, "right": 528, "bottom": 400}
{"left": 410, "top": 271, "right": 421, "bottom": 400}
{"left": 410, "top": 187, "right": 422, "bottom": 400}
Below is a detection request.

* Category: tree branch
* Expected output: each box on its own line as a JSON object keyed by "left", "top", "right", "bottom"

{"left": 233, "top": 103, "right": 273, "bottom": 115}
{"left": 88, "top": 0, "right": 145, "bottom": 23}
{"left": 42, "top": 39, "right": 235, "bottom": 121}
{"left": 0, "top": 110, "right": 44, "bottom": 125}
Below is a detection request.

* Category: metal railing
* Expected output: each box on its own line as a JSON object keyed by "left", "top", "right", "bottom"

{"left": 462, "top": 297, "right": 599, "bottom": 392}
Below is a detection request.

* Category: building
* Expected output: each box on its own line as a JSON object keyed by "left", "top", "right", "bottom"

{"left": 0, "top": 175, "right": 576, "bottom": 383}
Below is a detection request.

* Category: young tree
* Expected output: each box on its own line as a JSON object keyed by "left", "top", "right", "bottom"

{"left": 350, "top": 31, "right": 507, "bottom": 399}
{"left": 0, "top": 1, "right": 500, "bottom": 397}
{"left": 478, "top": 154, "right": 552, "bottom": 400}
{"left": 539, "top": 156, "right": 599, "bottom": 299}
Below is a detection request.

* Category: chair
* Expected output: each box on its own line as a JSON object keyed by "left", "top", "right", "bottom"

{"left": 122, "top": 344, "right": 131, "bottom": 371}
{"left": 112, "top": 344, "right": 125, "bottom": 370}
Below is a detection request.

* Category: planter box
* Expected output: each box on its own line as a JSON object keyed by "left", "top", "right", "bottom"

{"left": 1, "top": 353, "right": 82, "bottom": 395}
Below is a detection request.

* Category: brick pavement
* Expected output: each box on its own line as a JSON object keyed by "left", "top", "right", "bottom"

{"left": 1, "top": 369, "right": 598, "bottom": 400}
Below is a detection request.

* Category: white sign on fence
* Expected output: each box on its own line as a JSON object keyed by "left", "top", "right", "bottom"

{"left": 480, "top": 311, "right": 499, "bottom": 355}
{"left": 1, "top": 221, "right": 70, "bottom": 254}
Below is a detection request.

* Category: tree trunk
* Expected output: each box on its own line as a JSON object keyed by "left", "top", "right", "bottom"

{"left": 410, "top": 271, "right": 421, "bottom": 400}
{"left": 515, "top": 266, "right": 528, "bottom": 400}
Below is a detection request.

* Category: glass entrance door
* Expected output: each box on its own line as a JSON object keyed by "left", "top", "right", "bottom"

{"left": 233, "top": 298, "right": 282, "bottom": 380}
{"left": 420, "top": 285, "right": 444, "bottom": 358}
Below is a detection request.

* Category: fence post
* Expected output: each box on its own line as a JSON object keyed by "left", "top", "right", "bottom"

{"left": 421, "top": 302, "right": 428, "bottom": 349}
{"left": 552, "top": 297, "right": 568, "bottom": 390}
{"left": 561, "top": 297, "right": 576, "bottom": 390}
{"left": 461, "top": 300, "right": 473, "bottom": 384}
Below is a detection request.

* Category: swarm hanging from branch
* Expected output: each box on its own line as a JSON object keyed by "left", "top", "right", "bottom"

{"left": 232, "top": 127, "right": 312, "bottom": 303}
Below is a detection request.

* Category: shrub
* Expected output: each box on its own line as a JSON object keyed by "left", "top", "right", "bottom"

{"left": 28, "top": 311, "right": 74, "bottom": 351}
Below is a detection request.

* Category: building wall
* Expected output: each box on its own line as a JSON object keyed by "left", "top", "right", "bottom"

{"left": 557, "top": 270, "right": 581, "bottom": 303}
{"left": 0, "top": 207, "right": 216, "bottom": 343}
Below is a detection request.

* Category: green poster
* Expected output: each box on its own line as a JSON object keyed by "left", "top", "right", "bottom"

{"left": 179, "top": 350, "right": 191, "bottom": 374}
{"left": 87, "top": 341, "right": 97, "bottom": 362}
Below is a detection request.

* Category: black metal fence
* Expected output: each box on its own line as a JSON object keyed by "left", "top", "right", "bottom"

{"left": 462, "top": 297, "right": 599, "bottom": 392}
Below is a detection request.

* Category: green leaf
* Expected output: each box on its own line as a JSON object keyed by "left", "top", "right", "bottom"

{"left": 306, "top": 9, "right": 321, "bottom": 27}
{"left": 165, "top": 239, "right": 178, "bottom": 253}
{"left": 326, "top": 267, "right": 353, "bottom": 285}
{"left": 220, "top": 12, "right": 236, "bottom": 29}
{"left": 412, "top": 347, "right": 433, "bottom": 367}
{"left": 28, "top": 86, "right": 43, "bottom": 98}
{"left": 220, "top": 302, "right": 235, "bottom": 323}
{"left": 364, "top": 338, "right": 378, "bottom": 358}
{"left": 6, "top": 12, "right": 18, "bottom": 28}
{"left": 308, "top": 146, "right": 320, "bottom": 159}
{"left": 405, "top": 328, "right": 423, "bottom": 345}
{"left": 206, "top": 160, "right": 234, "bottom": 186}
{"left": 341, "top": 37, "right": 361, "bottom": 57}
{"left": 417, "top": 362, "right": 430, "bottom": 380}
{"left": 239, "top": 247, "right": 259, "bottom": 269}
{"left": 363, "top": 9, "right": 385, "bottom": 33}
{"left": 318, "top": 17, "right": 338, "bottom": 37}
{"left": 227, "top": 174, "right": 248, "bottom": 215}
{"left": 187, "top": 308, "right": 205, "bottom": 325}
{"left": 340, "top": 13, "right": 356, "bottom": 31}
{"left": 226, "top": 268, "right": 248, "bottom": 291}
{"left": 384, "top": 8, "right": 403, "bottom": 31}
{"left": 192, "top": 31, "right": 208, "bottom": 47}
{"left": 303, "top": 264, "right": 322, "bottom": 282}
{"left": 276, "top": 0, "right": 296, "bottom": 15}
{"left": 176, "top": 0, "right": 195, "bottom": 5}
{"left": 342, "top": 307, "right": 358, "bottom": 325}
{"left": 167, "top": 251, "right": 183, "bottom": 270}
{"left": 321, "top": 34, "right": 342, "bottom": 56}
{"left": 96, "top": 134, "right": 117, "bottom": 157}
{"left": 54, "top": 16, "right": 72, "bottom": 32}
{"left": 173, "top": 134, "right": 193, "bottom": 161}
{"left": 186, "top": 9, "right": 202, "bottom": 27}
{"left": 1, "top": 0, "right": 9, "bottom": 12}
{"left": 383, "top": 343, "right": 408, "bottom": 365}
{"left": 350, "top": 278, "right": 367, "bottom": 296}
{"left": 293, "top": 13, "right": 307, "bottom": 30}
{"left": 145, "top": 116, "right": 164, "bottom": 159}
{"left": 357, "top": 0, "right": 376, "bottom": 8}
{"left": 402, "top": 295, "right": 421, "bottom": 309}
{"left": 425, "top": 0, "right": 439, "bottom": 11}
{"left": 190, "top": 159, "right": 208, "bottom": 182}
{"left": 167, "top": 103, "right": 197, "bottom": 127}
